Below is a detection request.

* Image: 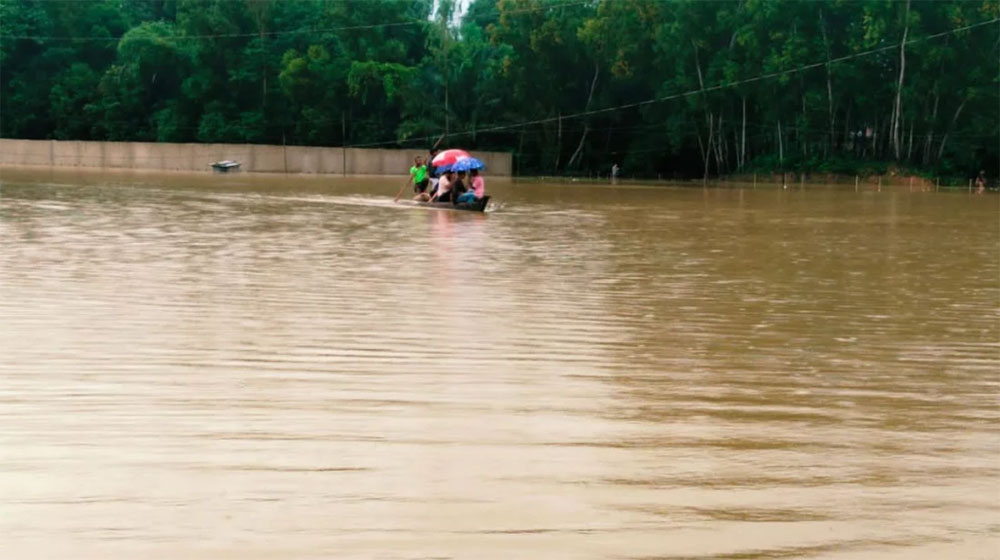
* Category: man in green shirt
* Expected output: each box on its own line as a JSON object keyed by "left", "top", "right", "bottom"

{"left": 410, "top": 156, "right": 429, "bottom": 193}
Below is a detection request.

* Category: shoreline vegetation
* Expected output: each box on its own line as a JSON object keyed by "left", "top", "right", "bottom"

{"left": 1, "top": 0, "right": 997, "bottom": 184}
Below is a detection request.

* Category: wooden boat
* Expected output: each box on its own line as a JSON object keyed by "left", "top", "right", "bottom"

{"left": 403, "top": 195, "right": 490, "bottom": 212}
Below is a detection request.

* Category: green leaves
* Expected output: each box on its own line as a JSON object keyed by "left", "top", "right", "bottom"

{"left": 0, "top": 0, "right": 995, "bottom": 178}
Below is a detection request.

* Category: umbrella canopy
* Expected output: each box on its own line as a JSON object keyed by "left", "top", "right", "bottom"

{"left": 431, "top": 149, "right": 471, "bottom": 168}
{"left": 449, "top": 157, "right": 485, "bottom": 172}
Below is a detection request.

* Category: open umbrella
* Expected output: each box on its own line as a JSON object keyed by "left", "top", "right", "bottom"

{"left": 449, "top": 157, "right": 485, "bottom": 172}
{"left": 431, "top": 149, "right": 471, "bottom": 169}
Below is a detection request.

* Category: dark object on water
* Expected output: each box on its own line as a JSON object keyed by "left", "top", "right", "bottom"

{"left": 211, "top": 160, "right": 241, "bottom": 173}
{"left": 409, "top": 195, "right": 490, "bottom": 212}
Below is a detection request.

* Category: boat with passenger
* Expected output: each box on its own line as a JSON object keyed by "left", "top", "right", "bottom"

{"left": 394, "top": 148, "right": 491, "bottom": 211}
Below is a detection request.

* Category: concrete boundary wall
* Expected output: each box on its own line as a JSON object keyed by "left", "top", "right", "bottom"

{"left": 0, "top": 139, "right": 512, "bottom": 176}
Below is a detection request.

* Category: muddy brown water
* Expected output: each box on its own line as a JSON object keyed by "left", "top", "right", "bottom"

{"left": 1, "top": 168, "right": 997, "bottom": 559}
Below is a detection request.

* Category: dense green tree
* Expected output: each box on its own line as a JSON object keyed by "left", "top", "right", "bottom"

{"left": 1, "top": 0, "right": 996, "bottom": 179}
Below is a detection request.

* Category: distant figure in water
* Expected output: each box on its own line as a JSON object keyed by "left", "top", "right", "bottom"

{"left": 975, "top": 170, "right": 986, "bottom": 194}
{"left": 611, "top": 163, "right": 620, "bottom": 185}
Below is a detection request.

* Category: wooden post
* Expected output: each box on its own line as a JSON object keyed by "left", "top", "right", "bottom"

{"left": 855, "top": 175, "right": 859, "bottom": 192}
{"left": 877, "top": 176, "right": 882, "bottom": 192}
{"left": 968, "top": 179, "right": 972, "bottom": 193}
{"left": 753, "top": 173, "right": 757, "bottom": 189}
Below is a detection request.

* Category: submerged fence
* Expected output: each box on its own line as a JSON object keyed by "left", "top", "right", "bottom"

{"left": 0, "top": 139, "right": 512, "bottom": 176}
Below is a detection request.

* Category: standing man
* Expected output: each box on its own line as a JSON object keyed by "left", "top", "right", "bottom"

{"left": 410, "top": 156, "right": 429, "bottom": 194}
{"left": 975, "top": 170, "right": 986, "bottom": 194}
{"left": 611, "top": 163, "right": 620, "bottom": 185}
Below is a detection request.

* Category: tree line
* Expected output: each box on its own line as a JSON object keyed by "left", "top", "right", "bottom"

{"left": 1, "top": 0, "right": 997, "bottom": 179}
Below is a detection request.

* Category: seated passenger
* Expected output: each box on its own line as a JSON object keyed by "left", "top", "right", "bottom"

{"left": 452, "top": 171, "right": 468, "bottom": 200}
{"left": 432, "top": 171, "right": 455, "bottom": 203}
{"left": 457, "top": 169, "right": 485, "bottom": 203}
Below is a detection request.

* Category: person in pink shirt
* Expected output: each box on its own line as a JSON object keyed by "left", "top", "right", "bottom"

{"left": 456, "top": 168, "right": 484, "bottom": 204}
{"left": 469, "top": 168, "right": 485, "bottom": 198}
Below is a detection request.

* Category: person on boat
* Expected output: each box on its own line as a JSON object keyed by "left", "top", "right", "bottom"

{"left": 456, "top": 168, "right": 484, "bottom": 204}
{"left": 455, "top": 169, "right": 486, "bottom": 204}
{"left": 426, "top": 148, "right": 441, "bottom": 190}
{"left": 410, "top": 156, "right": 429, "bottom": 194}
{"left": 431, "top": 170, "right": 455, "bottom": 203}
{"left": 452, "top": 171, "right": 468, "bottom": 201}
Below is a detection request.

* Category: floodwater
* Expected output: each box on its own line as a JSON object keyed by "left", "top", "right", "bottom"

{"left": 0, "top": 168, "right": 997, "bottom": 559}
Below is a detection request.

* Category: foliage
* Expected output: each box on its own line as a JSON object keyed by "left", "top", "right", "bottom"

{"left": 1, "top": 0, "right": 996, "bottom": 179}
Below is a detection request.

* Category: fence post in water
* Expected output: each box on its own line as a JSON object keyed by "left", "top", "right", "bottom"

{"left": 877, "top": 176, "right": 882, "bottom": 192}
{"left": 968, "top": 179, "right": 973, "bottom": 193}
{"left": 855, "top": 175, "right": 859, "bottom": 192}
{"left": 753, "top": 173, "right": 757, "bottom": 189}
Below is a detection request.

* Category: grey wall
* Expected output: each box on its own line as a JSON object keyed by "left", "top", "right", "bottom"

{"left": 0, "top": 139, "right": 512, "bottom": 176}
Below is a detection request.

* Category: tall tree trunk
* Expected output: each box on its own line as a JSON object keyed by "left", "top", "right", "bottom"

{"left": 906, "top": 120, "right": 914, "bottom": 161}
{"left": 777, "top": 120, "right": 784, "bottom": 167}
{"left": 734, "top": 129, "right": 741, "bottom": 170}
{"left": 704, "top": 113, "right": 715, "bottom": 180}
{"left": 696, "top": 127, "right": 708, "bottom": 183}
{"left": 692, "top": 41, "right": 713, "bottom": 179}
{"left": 844, "top": 105, "right": 852, "bottom": 155}
{"left": 937, "top": 98, "right": 967, "bottom": 160}
{"left": 693, "top": 40, "right": 705, "bottom": 92}
{"left": 740, "top": 95, "right": 747, "bottom": 169}
{"left": 923, "top": 88, "right": 939, "bottom": 164}
{"left": 891, "top": 0, "right": 911, "bottom": 159}
{"left": 261, "top": 30, "right": 267, "bottom": 108}
{"left": 567, "top": 62, "right": 600, "bottom": 169}
{"left": 820, "top": 9, "right": 836, "bottom": 152}
{"left": 248, "top": 0, "right": 270, "bottom": 110}
{"left": 713, "top": 112, "right": 725, "bottom": 174}
{"left": 555, "top": 113, "right": 562, "bottom": 172}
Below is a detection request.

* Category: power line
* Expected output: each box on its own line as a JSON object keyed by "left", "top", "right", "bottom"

{"left": 352, "top": 16, "right": 1000, "bottom": 148}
